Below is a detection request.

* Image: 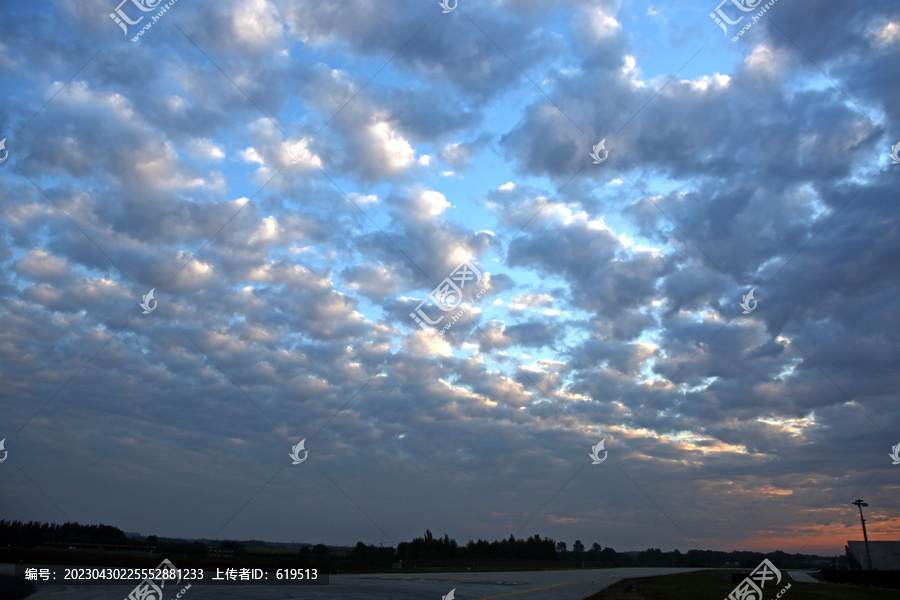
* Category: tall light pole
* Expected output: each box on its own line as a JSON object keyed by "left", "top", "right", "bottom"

{"left": 851, "top": 499, "right": 873, "bottom": 570}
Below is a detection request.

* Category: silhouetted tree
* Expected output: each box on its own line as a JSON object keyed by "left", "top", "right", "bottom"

{"left": 350, "top": 541, "right": 395, "bottom": 561}
{"left": 397, "top": 530, "right": 459, "bottom": 559}
{"left": 219, "top": 540, "right": 244, "bottom": 552}
{"left": 0, "top": 520, "right": 128, "bottom": 547}
{"left": 638, "top": 548, "right": 664, "bottom": 564}
{"left": 352, "top": 541, "right": 368, "bottom": 559}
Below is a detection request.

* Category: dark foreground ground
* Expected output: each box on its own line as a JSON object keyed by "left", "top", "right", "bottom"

{"left": 582, "top": 569, "right": 899, "bottom": 600}
{"left": 7, "top": 565, "right": 893, "bottom": 600}
{"left": 0, "top": 566, "right": 703, "bottom": 600}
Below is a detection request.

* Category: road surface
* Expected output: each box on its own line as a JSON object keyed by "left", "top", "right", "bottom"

{"left": 1, "top": 565, "right": 708, "bottom": 600}
{"left": 786, "top": 570, "right": 819, "bottom": 583}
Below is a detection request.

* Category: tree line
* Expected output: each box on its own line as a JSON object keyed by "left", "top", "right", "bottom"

{"left": 1, "top": 520, "right": 828, "bottom": 568}
{"left": 0, "top": 520, "right": 129, "bottom": 546}
{"left": 353, "top": 531, "right": 826, "bottom": 568}
{"left": 382, "top": 530, "right": 824, "bottom": 568}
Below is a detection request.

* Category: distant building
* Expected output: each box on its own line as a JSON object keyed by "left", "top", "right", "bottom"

{"left": 124, "top": 532, "right": 143, "bottom": 539}
{"left": 207, "top": 547, "right": 234, "bottom": 558}
{"left": 846, "top": 541, "right": 900, "bottom": 570}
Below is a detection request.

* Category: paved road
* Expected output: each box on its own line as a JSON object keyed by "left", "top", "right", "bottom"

{"left": 787, "top": 570, "right": 819, "bottom": 583}
{"left": 1, "top": 565, "right": 707, "bottom": 600}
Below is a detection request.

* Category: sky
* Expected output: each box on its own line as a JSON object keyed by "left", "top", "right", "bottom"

{"left": 1, "top": 0, "right": 899, "bottom": 556}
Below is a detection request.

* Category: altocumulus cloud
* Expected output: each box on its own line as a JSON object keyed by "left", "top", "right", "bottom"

{"left": 0, "top": 0, "right": 898, "bottom": 554}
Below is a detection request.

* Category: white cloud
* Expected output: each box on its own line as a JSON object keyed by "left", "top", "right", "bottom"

{"left": 872, "top": 21, "right": 900, "bottom": 45}
{"left": 745, "top": 44, "right": 787, "bottom": 77}
{"left": 285, "top": 138, "right": 323, "bottom": 168}
{"left": 231, "top": 0, "right": 283, "bottom": 48}
{"left": 681, "top": 73, "right": 731, "bottom": 92}
{"left": 369, "top": 120, "right": 416, "bottom": 171}
{"left": 240, "top": 147, "right": 266, "bottom": 164}
{"left": 587, "top": 8, "right": 620, "bottom": 38}
{"left": 622, "top": 54, "right": 645, "bottom": 88}
{"left": 186, "top": 137, "right": 226, "bottom": 161}
{"left": 410, "top": 189, "right": 450, "bottom": 220}
{"left": 349, "top": 192, "right": 378, "bottom": 204}
{"left": 16, "top": 249, "right": 69, "bottom": 281}
{"left": 248, "top": 215, "right": 280, "bottom": 245}
{"left": 508, "top": 292, "right": 555, "bottom": 313}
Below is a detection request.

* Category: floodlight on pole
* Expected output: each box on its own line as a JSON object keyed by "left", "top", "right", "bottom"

{"left": 851, "top": 499, "right": 873, "bottom": 570}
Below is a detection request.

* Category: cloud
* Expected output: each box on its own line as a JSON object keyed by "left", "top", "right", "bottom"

{"left": 0, "top": 0, "right": 897, "bottom": 556}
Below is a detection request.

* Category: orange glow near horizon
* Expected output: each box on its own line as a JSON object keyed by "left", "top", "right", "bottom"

{"left": 735, "top": 516, "right": 900, "bottom": 554}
